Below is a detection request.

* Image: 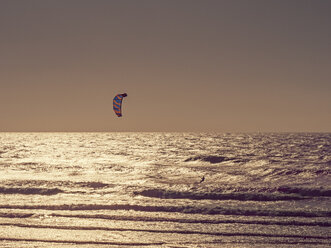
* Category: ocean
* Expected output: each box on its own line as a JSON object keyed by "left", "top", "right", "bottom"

{"left": 0, "top": 132, "right": 330, "bottom": 247}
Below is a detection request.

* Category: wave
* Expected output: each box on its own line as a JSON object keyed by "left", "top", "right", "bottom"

{"left": 75, "top": 181, "right": 111, "bottom": 188}
{"left": 277, "top": 186, "right": 331, "bottom": 197}
{"left": 214, "top": 186, "right": 331, "bottom": 198}
{"left": 47, "top": 214, "right": 331, "bottom": 227}
{"left": 271, "top": 167, "right": 330, "bottom": 177}
{"left": 18, "top": 162, "right": 40, "bottom": 166}
{"left": 184, "top": 155, "right": 235, "bottom": 164}
{"left": 1, "top": 180, "right": 113, "bottom": 189}
{"left": 0, "top": 212, "right": 34, "bottom": 218}
{"left": 0, "top": 237, "right": 164, "bottom": 246}
{"left": 0, "top": 187, "right": 63, "bottom": 195}
{"left": 0, "top": 222, "right": 330, "bottom": 240}
{"left": 0, "top": 238, "right": 327, "bottom": 247}
{"left": 0, "top": 204, "right": 329, "bottom": 218}
{"left": 135, "top": 189, "right": 306, "bottom": 201}
{"left": 1, "top": 212, "right": 330, "bottom": 227}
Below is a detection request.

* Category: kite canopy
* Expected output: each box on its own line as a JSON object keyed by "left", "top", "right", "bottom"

{"left": 113, "top": 93, "right": 127, "bottom": 117}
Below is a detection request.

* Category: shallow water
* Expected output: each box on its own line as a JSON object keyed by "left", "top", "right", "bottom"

{"left": 0, "top": 132, "right": 330, "bottom": 247}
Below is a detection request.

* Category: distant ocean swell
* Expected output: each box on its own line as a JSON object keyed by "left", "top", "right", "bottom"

{"left": 0, "top": 204, "right": 330, "bottom": 218}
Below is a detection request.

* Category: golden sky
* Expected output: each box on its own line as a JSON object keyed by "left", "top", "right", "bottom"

{"left": 1, "top": 0, "right": 330, "bottom": 132}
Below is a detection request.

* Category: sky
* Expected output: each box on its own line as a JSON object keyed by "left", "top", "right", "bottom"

{"left": 0, "top": 0, "right": 330, "bottom": 132}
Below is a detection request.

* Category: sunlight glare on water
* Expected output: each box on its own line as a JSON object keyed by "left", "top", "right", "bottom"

{"left": 0, "top": 132, "right": 330, "bottom": 247}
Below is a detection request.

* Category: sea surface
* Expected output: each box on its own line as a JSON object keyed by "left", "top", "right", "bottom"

{"left": 0, "top": 132, "right": 330, "bottom": 247}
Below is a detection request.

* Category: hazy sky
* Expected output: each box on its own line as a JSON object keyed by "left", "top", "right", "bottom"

{"left": 1, "top": 0, "right": 330, "bottom": 132}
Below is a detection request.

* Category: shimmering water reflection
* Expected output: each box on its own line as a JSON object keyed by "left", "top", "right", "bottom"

{"left": 0, "top": 133, "right": 330, "bottom": 247}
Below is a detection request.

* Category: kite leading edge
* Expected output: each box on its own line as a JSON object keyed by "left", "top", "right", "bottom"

{"left": 113, "top": 93, "right": 127, "bottom": 117}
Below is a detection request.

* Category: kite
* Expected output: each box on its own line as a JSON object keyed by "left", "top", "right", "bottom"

{"left": 113, "top": 93, "right": 127, "bottom": 117}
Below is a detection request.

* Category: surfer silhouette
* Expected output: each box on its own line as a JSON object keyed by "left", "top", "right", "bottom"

{"left": 199, "top": 176, "right": 205, "bottom": 183}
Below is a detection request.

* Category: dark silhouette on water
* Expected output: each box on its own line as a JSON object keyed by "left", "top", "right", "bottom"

{"left": 199, "top": 176, "right": 205, "bottom": 183}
